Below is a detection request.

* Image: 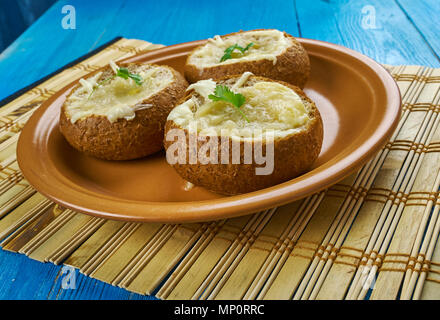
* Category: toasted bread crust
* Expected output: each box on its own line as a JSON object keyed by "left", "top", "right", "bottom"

{"left": 59, "top": 63, "right": 188, "bottom": 160}
{"left": 163, "top": 75, "right": 323, "bottom": 195}
{"left": 184, "top": 30, "right": 310, "bottom": 88}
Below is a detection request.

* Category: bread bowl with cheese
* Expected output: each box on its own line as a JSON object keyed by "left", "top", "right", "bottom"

{"left": 163, "top": 73, "right": 323, "bottom": 195}
{"left": 184, "top": 29, "right": 310, "bottom": 88}
{"left": 59, "top": 61, "right": 188, "bottom": 160}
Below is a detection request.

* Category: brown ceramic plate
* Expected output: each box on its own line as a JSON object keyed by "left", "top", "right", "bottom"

{"left": 17, "top": 38, "right": 401, "bottom": 223}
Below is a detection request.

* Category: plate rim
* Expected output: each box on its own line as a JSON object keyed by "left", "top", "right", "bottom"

{"left": 17, "top": 38, "right": 401, "bottom": 223}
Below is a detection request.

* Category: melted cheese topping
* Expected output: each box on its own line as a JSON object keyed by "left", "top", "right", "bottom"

{"left": 65, "top": 64, "right": 174, "bottom": 123}
{"left": 188, "top": 30, "right": 291, "bottom": 68}
{"left": 168, "top": 74, "right": 309, "bottom": 140}
{"left": 183, "top": 181, "right": 195, "bottom": 191}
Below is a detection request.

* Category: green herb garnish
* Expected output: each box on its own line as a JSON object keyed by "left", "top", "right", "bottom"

{"left": 88, "top": 67, "right": 143, "bottom": 99}
{"left": 208, "top": 85, "right": 249, "bottom": 122}
{"left": 220, "top": 42, "right": 254, "bottom": 62}
{"left": 116, "top": 67, "right": 144, "bottom": 85}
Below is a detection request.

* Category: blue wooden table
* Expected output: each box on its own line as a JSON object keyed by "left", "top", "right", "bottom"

{"left": 0, "top": 0, "right": 439, "bottom": 300}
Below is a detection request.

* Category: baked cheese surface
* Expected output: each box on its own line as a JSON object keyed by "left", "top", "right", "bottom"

{"left": 188, "top": 30, "right": 291, "bottom": 67}
{"left": 65, "top": 64, "right": 173, "bottom": 123}
{"left": 168, "top": 73, "right": 310, "bottom": 139}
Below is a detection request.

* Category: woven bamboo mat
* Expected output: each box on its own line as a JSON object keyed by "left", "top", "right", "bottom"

{"left": 1, "top": 38, "right": 440, "bottom": 300}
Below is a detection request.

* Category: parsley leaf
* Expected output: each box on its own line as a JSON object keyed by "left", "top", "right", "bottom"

{"left": 88, "top": 67, "right": 143, "bottom": 99}
{"left": 220, "top": 42, "right": 254, "bottom": 62}
{"left": 208, "top": 85, "right": 249, "bottom": 122}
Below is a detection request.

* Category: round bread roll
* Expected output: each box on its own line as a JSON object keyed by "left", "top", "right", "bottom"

{"left": 185, "top": 29, "right": 310, "bottom": 88}
{"left": 164, "top": 73, "right": 323, "bottom": 195}
{"left": 60, "top": 62, "right": 188, "bottom": 160}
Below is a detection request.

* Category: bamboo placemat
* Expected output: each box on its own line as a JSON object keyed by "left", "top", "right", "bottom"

{"left": 1, "top": 38, "right": 440, "bottom": 300}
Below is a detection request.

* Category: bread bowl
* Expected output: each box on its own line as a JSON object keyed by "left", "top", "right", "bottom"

{"left": 184, "top": 29, "right": 310, "bottom": 88}
{"left": 164, "top": 72, "right": 323, "bottom": 195}
{"left": 60, "top": 61, "right": 188, "bottom": 160}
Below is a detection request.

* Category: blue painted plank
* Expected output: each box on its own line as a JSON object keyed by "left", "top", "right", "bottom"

{"left": 0, "top": 0, "right": 127, "bottom": 100}
{"left": 0, "top": 250, "right": 59, "bottom": 299}
{"left": 104, "top": 0, "right": 299, "bottom": 45}
{"left": 0, "top": 249, "right": 152, "bottom": 299}
{"left": 397, "top": 0, "right": 440, "bottom": 61}
{"left": 47, "top": 269, "right": 154, "bottom": 300}
{"left": 0, "top": 0, "right": 299, "bottom": 101}
{"left": 295, "top": 0, "right": 440, "bottom": 67}
{"left": 0, "top": 1, "right": 27, "bottom": 51}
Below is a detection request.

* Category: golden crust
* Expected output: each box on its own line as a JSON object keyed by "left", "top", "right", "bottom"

{"left": 163, "top": 75, "right": 323, "bottom": 195}
{"left": 59, "top": 63, "right": 188, "bottom": 160}
{"left": 184, "top": 30, "right": 310, "bottom": 88}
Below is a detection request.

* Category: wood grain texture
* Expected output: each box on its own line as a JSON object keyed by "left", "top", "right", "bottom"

{"left": 0, "top": 0, "right": 299, "bottom": 101}
{"left": 0, "top": 0, "right": 56, "bottom": 52}
{"left": 397, "top": 0, "right": 440, "bottom": 62}
{"left": 0, "top": 0, "right": 440, "bottom": 300}
{"left": 295, "top": 0, "right": 440, "bottom": 67}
